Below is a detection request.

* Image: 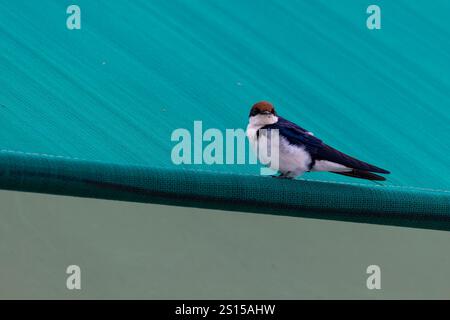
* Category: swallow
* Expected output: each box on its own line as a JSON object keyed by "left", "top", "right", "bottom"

{"left": 246, "top": 101, "right": 390, "bottom": 180}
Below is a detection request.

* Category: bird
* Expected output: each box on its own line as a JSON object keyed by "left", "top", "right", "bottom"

{"left": 246, "top": 101, "right": 390, "bottom": 181}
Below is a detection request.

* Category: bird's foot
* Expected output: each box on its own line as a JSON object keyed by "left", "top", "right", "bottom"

{"left": 271, "top": 172, "right": 293, "bottom": 179}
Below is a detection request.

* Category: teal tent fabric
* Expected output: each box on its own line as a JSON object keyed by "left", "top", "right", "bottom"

{"left": 0, "top": 1, "right": 449, "bottom": 228}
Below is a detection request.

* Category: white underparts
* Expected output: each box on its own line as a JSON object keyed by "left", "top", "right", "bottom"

{"left": 311, "top": 160, "right": 352, "bottom": 172}
{"left": 246, "top": 115, "right": 352, "bottom": 178}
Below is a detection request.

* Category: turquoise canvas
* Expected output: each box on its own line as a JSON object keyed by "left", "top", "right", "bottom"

{"left": 0, "top": 0, "right": 449, "bottom": 229}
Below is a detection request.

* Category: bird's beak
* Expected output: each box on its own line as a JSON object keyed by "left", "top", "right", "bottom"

{"left": 261, "top": 111, "right": 271, "bottom": 115}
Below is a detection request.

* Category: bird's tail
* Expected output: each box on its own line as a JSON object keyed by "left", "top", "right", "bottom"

{"left": 331, "top": 169, "right": 386, "bottom": 181}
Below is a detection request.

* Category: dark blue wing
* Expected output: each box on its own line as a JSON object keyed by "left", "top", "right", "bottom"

{"left": 313, "top": 144, "right": 390, "bottom": 174}
{"left": 262, "top": 116, "right": 323, "bottom": 153}
{"left": 262, "top": 117, "right": 390, "bottom": 174}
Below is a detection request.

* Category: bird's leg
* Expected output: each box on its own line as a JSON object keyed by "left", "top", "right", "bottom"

{"left": 271, "top": 172, "right": 282, "bottom": 178}
{"left": 272, "top": 171, "right": 292, "bottom": 179}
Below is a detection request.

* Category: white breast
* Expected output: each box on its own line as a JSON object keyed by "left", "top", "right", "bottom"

{"left": 277, "top": 137, "right": 312, "bottom": 174}
{"left": 246, "top": 121, "right": 312, "bottom": 176}
{"left": 246, "top": 123, "right": 259, "bottom": 152}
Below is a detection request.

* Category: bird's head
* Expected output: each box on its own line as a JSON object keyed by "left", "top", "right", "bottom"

{"left": 248, "top": 101, "right": 278, "bottom": 127}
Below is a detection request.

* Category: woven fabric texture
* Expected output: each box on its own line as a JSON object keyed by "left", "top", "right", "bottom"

{"left": 0, "top": 1, "right": 449, "bottom": 228}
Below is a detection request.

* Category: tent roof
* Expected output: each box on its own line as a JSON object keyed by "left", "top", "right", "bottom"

{"left": 1, "top": 1, "right": 449, "bottom": 229}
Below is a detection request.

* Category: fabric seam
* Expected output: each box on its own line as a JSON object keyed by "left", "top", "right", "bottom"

{"left": 1, "top": 149, "right": 449, "bottom": 194}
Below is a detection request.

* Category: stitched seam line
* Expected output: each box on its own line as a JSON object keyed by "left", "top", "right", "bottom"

{"left": 1, "top": 149, "right": 449, "bottom": 194}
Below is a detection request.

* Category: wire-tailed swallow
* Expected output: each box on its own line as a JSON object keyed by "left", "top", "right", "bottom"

{"left": 246, "top": 101, "right": 390, "bottom": 180}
